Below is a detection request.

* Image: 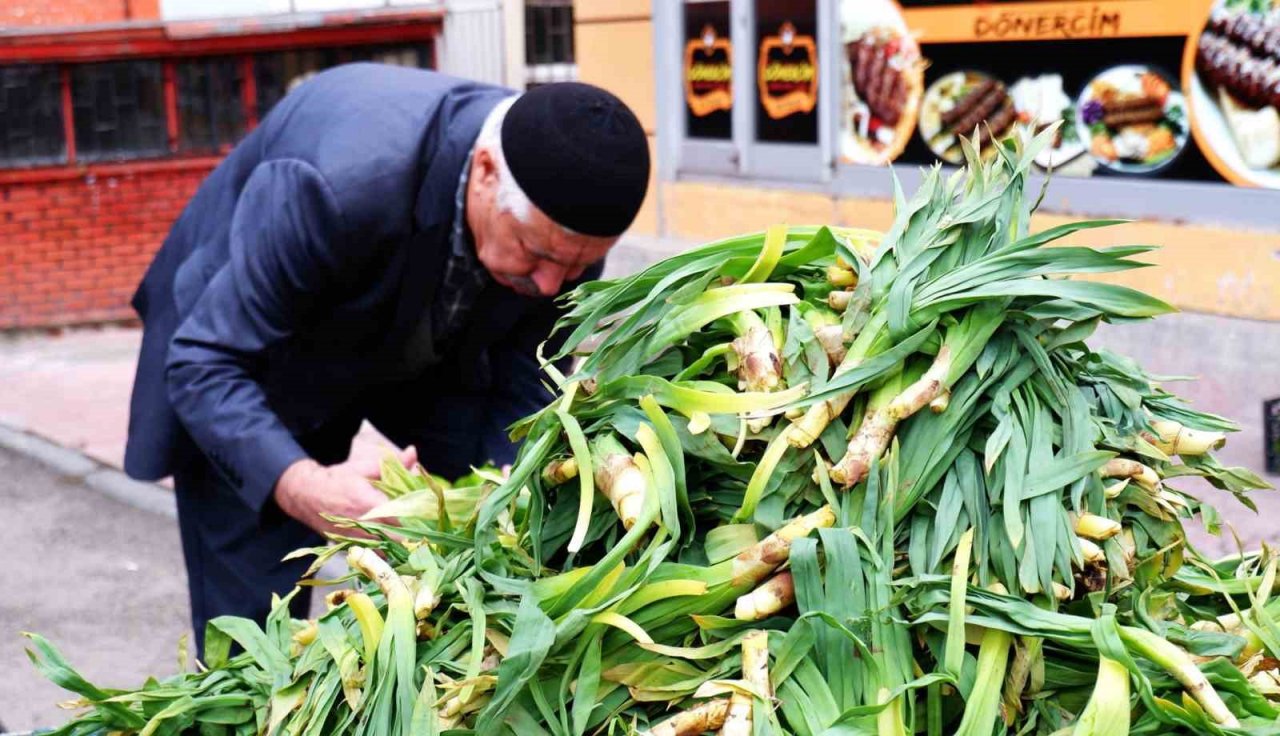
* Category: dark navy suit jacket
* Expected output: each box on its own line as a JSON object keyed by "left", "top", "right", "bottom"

{"left": 124, "top": 65, "right": 595, "bottom": 514}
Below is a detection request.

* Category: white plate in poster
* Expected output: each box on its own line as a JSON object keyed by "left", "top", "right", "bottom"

{"left": 1182, "top": 0, "right": 1280, "bottom": 188}
{"left": 1188, "top": 72, "right": 1280, "bottom": 188}
{"left": 1075, "top": 64, "right": 1189, "bottom": 175}
{"left": 918, "top": 69, "right": 998, "bottom": 165}
{"left": 1007, "top": 74, "right": 1087, "bottom": 171}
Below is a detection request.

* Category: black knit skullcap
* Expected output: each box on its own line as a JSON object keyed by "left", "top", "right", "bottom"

{"left": 501, "top": 82, "right": 650, "bottom": 237}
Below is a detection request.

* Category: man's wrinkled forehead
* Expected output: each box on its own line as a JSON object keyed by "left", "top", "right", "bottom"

{"left": 531, "top": 219, "right": 615, "bottom": 268}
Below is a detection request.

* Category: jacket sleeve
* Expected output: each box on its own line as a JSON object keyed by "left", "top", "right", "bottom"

{"left": 165, "top": 159, "right": 354, "bottom": 513}
{"left": 479, "top": 261, "right": 606, "bottom": 466}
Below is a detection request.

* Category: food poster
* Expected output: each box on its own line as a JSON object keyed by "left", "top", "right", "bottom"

{"left": 684, "top": 1, "right": 733, "bottom": 139}
{"left": 847, "top": 0, "right": 1279, "bottom": 188}
{"left": 756, "top": 0, "right": 820, "bottom": 142}
{"left": 840, "top": 0, "right": 926, "bottom": 164}
{"left": 1190, "top": 0, "right": 1280, "bottom": 187}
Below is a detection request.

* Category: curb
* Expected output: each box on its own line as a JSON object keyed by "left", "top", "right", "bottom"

{"left": 0, "top": 423, "right": 175, "bottom": 520}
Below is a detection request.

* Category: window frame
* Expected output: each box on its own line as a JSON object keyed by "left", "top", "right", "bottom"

{"left": 525, "top": 0, "right": 578, "bottom": 89}
{"left": 174, "top": 55, "right": 248, "bottom": 156}
{"left": 663, "top": 0, "right": 834, "bottom": 182}
{"left": 0, "top": 18, "right": 441, "bottom": 172}
{"left": 0, "top": 63, "right": 67, "bottom": 167}
{"left": 69, "top": 59, "right": 170, "bottom": 164}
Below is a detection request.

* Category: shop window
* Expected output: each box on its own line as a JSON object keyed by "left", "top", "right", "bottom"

{"left": 669, "top": 0, "right": 825, "bottom": 180}
{"left": 254, "top": 48, "right": 342, "bottom": 122}
{"left": 70, "top": 60, "right": 167, "bottom": 162}
{"left": 346, "top": 44, "right": 432, "bottom": 69}
{"left": 754, "top": 0, "right": 818, "bottom": 143}
{"left": 0, "top": 35, "right": 438, "bottom": 170}
{"left": 0, "top": 64, "right": 65, "bottom": 167}
{"left": 255, "top": 43, "right": 434, "bottom": 122}
{"left": 177, "top": 57, "right": 245, "bottom": 154}
{"left": 684, "top": 1, "right": 733, "bottom": 140}
{"left": 526, "top": 0, "right": 577, "bottom": 88}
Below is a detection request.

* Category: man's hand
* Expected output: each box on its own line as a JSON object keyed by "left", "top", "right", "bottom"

{"left": 273, "top": 445, "right": 418, "bottom": 536}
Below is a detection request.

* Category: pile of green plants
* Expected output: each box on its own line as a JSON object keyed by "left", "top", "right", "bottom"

{"left": 27, "top": 131, "right": 1278, "bottom": 735}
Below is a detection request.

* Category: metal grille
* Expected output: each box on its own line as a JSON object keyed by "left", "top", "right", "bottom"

{"left": 70, "top": 60, "right": 167, "bottom": 162}
{"left": 254, "top": 43, "right": 434, "bottom": 123}
{"left": 177, "top": 56, "right": 245, "bottom": 154}
{"left": 0, "top": 64, "right": 66, "bottom": 168}
{"left": 525, "top": 0, "right": 577, "bottom": 88}
{"left": 526, "top": 0, "right": 575, "bottom": 65}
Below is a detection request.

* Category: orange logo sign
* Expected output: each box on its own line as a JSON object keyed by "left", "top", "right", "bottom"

{"left": 757, "top": 21, "right": 818, "bottom": 120}
{"left": 685, "top": 24, "right": 733, "bottom": 118}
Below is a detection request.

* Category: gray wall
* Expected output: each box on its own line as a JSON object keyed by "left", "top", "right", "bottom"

{"left": 437, "top": 0, "right": 507, "bottom": 86}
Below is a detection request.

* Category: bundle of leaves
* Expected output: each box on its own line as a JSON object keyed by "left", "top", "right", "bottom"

{"left": 28, "top": 131, "right": 1277, "bottom": 736}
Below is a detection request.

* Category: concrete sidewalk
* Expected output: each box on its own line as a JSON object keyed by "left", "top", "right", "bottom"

{"left": 0, "top": 325, "right": 140, "bottom": 471}
{"left": 0, "top": 445, "right": 188, "bottom": 733}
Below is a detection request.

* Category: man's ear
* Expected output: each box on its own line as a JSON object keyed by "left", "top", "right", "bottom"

{"left": 473, "top": 147, "right": 500, "bottom": 186}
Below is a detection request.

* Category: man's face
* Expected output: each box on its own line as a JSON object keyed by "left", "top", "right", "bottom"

{"left": 466, "top": 147, "right": 617, "bottom": 298}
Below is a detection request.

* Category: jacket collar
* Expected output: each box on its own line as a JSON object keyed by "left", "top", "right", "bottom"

{"left": 414, "top": 87, "right": 513, "bottom": 231}
{"left": 386, "top": 85, "right": 512, "bottom": 365}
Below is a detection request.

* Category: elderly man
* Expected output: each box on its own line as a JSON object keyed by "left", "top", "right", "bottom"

{"left": 123, "top": 65, "right": 650, "bottom": 652}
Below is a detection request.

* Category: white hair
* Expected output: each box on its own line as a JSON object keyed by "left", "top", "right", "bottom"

{"left": 476, "top": 96, "right": 534, "bottom": 224}
{"left": 477, "top": 95, "right": 581, "bottom": 236}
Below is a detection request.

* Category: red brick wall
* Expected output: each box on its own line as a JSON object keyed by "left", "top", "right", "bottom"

{"left": 0, "top": 160, "right": 215, "bottom": 329}
{"left": 0, "top": 0, "right": 159, "bottom": 26}
{"left": 0, "top": 0, "right": 202, "bottom": 330}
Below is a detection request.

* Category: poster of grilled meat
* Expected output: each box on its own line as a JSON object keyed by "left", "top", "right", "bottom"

{"left": 1187, "top": 0, "right": 1280, "bottom": 187}
{"left": 884, "top": 1, "right": 1224, "bottom": 182}
{"left": 1077, "top": 65, "right": 1188, "bottom": 174}
{"left": 919, "top": 71, "right": 1016, "bottom": 163}
{"left": 840, "top": 0, "right": 926, "bottom": 165}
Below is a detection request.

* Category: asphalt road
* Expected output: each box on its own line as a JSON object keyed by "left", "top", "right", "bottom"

{"left": 0, "top": 446, "right": 190, "bottom": 733}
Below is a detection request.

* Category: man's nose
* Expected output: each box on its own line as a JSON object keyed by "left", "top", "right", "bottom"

{"left": 532, "top": 264, "right": 566, "bottom": 296}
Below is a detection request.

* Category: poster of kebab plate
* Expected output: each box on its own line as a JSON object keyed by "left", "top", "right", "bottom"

{"left": 853, "top": 0, "right": 1280, "bottom": 188}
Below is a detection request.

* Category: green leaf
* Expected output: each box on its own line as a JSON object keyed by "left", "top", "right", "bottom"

{"left": 601, "top": 375, "right": 807, "bottom": 418}
{"left": 932, "top": 278, "right": 1175, "bottom": 319}
{"left": 556, "top": 409, "right": 597, "bottom": 554}
{"left": 1020, "top": 450, "right": 1116, "bottom": 501}
{"left": 409, "top": 667, "right": 441, "bottom": 736}
{"left": 741, "top": 224, "right": 789, "bottom": 284}
{"left": 636, "top": 422, "right": 681, "bottom": 540}
{"left": 475, "top": 596, "right": 557, "bottom": 733}
{"left": 205, "top": 617, "right": 291, "bottom": 678}
{"left": 23, "top": 633, "right": 147, "bottom": 729}
{"left": 570, "top": 635, "right": 603, "bottom": 735}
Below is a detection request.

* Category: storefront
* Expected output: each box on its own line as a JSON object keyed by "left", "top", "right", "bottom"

{"left": 0, "top": 7, "right": 443, "bottom": 329}
{"left": 576, "top": 0, "right": 1280, "bottom": 321}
